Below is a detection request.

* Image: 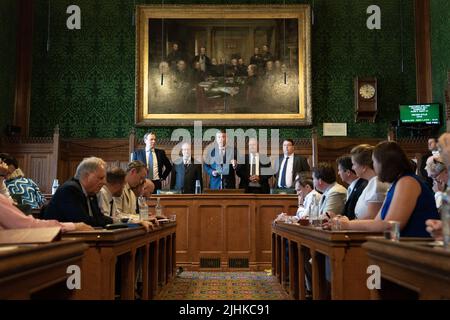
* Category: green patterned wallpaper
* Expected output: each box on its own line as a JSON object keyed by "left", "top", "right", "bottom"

{"left": 0, "top": 0, "right": 17, "bottom": 136}
{"left": 431, "top": 0, "right": 450, "bottom": 112}
{"left": 29, "top": 0, "right": 417, "bottom": 139}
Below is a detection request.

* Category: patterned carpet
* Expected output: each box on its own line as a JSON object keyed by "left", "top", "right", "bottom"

{"left": 156, "top": 271, "right": 291, "bottom": 300}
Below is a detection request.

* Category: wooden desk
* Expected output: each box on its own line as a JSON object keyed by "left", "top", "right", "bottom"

{"left": 272, "top": 222, "right": 380, "bottom": 300}
{"left": 0, "top": 240, "right": 88, "bottom": 299}
{"left": 63, "top": 223, "right": 176, "bottom": 300}
{"left": 363, "top": 237, "right": 450, "bottom": 299}
{"left": 149, "top": 194, "right": 298, "bottom": 271}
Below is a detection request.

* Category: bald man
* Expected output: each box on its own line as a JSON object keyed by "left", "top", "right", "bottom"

{"left": 171, "top": 143, "right": 203, "bottom": 193}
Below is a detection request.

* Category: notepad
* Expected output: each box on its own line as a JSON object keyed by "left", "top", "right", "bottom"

{"left": 0, "top": 227, "right": 62, "bottom": 244}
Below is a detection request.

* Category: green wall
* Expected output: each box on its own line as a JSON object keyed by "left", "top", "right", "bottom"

{"left": 29, "top": 0, "right": 417, "bottom": 139}
{"left": 0, "top": 0, "right": 17, "bottom": 136}
{"left": 431, "top": 0, "right": 450, "bottom": 110}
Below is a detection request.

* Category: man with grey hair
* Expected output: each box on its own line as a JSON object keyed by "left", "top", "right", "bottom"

{"left": 171, "top": 142, "right": 202, "bottom": 193}
{"left": 42, "top": 157, "right": 113, "bottom": 227}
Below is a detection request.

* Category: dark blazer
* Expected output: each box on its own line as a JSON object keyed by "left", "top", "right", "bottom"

{"left": 236, "top": 154, "right": 271, "bottom": 194}
{"left": 274, "top": 154, "right": 310, "bottom": 188}
{"left": 170, "top": 158, "right": 203, "bottom": 194}
{"left": 203, "top": 146, "right": 236, "bottom": 190}
{"left": 132, "top": 148, "right": 173, "bottom": 182}
{"left": 42, "top": 178, "right": 113, "bottom": 227}
{"left": 343, "top": 178, "right": 368, "bottom": 220}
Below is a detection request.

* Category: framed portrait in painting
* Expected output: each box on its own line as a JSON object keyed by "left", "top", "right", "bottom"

{"left": 136, "top": 5, "right": 311, "bottom": 126}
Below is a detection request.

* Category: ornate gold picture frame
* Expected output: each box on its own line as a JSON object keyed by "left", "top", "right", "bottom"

{"left": 136, "top": 5, "right": 311, "bottom": 126}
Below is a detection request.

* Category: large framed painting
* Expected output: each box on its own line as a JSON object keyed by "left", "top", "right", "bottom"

{"left": 136, "top": 5, "right": 311, "bottom": 126}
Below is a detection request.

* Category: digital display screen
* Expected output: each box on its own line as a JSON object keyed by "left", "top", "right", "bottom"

{"left": 399, "top": 103, "right": 440, "bottom": 125}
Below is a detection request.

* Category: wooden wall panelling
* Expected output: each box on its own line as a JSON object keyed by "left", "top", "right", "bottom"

{"left": 1, "top": 133, "right": 430, "bottom": 195}
{"left": 151, "top": 194, "right": 297, "bottom": 271}
{"left": 0, "top": 134, "right": 58, "bottom": 194}
{"left": 132, "top": 136, "right": 313, "bottom": 190}
{"left": 224, "top": 201, "right": 254, "bottom": 269}
{"left": 256, "top": 199, "right": 298, "bottom": 268}
{"left": 28, "top": 155, "right": 51, "bottom": 194}
{"left": 58, "top": 139, "right": 130, "bottom": 182}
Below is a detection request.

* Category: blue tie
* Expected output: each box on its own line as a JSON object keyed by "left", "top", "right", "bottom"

{"left": 280, "top": 157, "right": 289, "bottom": 188}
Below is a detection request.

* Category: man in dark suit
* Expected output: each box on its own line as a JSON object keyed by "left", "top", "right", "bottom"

{"left": 275, "top": 139, "right": 310, "bottom": 192}
{"left": 237, "top": 137, "right": 271, "bottom": 194}
{"left": 336, "top": 155, "right": 368, "bottom": 220}
{"left": 167, "top": 42, "right": 187, "bottom": 69}
{"left": 132, "top": 132, "right": 173, "bottom": 193}
{"left": 250, "top": 47, "right": 264, "bottom": 70}
{"left": 171, "top": 142, "right": 203, "bottom": 193}
{"left": 204, "top": 130, "right": 237, "bottom": 190}
{"left": 192, "top": 46, "right": 211, "bottom": 74}
{"left": 42, "top": 157, "right": 113, "bottom": 228}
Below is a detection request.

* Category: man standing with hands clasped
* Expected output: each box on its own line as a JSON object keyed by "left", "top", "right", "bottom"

{"left": 171, "top": 142, "right": 203, "bottom": 194}
{"left": 237, "top": 137, "right": 271, "bottom": 194}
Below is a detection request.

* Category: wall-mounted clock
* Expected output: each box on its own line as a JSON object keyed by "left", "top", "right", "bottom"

{"left": 355, "top": 77, "right": 378, "bottom": 122}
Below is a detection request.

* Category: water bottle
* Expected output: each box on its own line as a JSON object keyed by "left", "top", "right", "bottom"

{"left": 309, "top": 194, "right": 319, "bottom": 226}
{"left": 155, "top": 197, "right": 163, "bottom": 217}
{"left": 195, "top": 180, "right": 201, "bottom": 194}
{"left": 51, "top": 179, "right": 59, "bottom": 195}
{"left": 139, "top": 196, "right": 149, "bottom": 221}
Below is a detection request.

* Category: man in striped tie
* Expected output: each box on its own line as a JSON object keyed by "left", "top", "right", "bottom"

{"left": 132, "top": 132, "right": 173, "bottom": 193}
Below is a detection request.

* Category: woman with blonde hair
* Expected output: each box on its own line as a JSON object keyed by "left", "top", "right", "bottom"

{"left": 350, "top": 144, "right": 389, "bottom": 219}
{"left": 335, "top": 141, "right": 440, "bottom": 237}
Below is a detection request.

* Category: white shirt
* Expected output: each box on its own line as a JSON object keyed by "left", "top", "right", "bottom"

{"left": 97, "top": 186, "right": 120, "bottom": 218}
{"left": 183, "top": 157, "right": 191, "bottom": 166}
{"left": 250, "top": 153, "right": 260, "bottom": 176}
{"left": 296, "top": 190, "right": 321, "bottom": 219}
{"left": 278, "top": 155, "right": 294, "bottom": 188}
{"left": 435, "top": 191, "right": 443, "bottom": 210}
{"left": 354, "top": 176, "right": 389, "bottom": 219}
{"left": 249, "top": 153, "right": 261, "bottom": 187}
